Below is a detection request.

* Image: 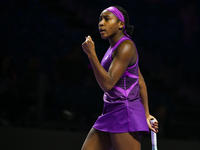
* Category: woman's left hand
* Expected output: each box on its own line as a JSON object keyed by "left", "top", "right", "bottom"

{"left": 147, "top": 115, "right": 158, "bottom": 133}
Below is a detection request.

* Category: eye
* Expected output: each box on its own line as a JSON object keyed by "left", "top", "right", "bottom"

{"left": 99, "top": 16, "right": 102, "bottom": 22}
{"left": 105, "top": 17, "right": 110, "bottom": 21}
{"left": 99, "top": 16, "right": 110, "bottom": 23}
{"left": 105, "top": 18, "right": 108, "bottom": 21}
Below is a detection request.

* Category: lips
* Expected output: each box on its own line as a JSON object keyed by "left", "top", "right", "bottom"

{"left": 99, "top": 28, "right": 106, "bottom": 33}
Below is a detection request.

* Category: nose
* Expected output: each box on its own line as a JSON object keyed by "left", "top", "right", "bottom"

{"left": 99, "top": 19, "right": 104, "bottom": 27}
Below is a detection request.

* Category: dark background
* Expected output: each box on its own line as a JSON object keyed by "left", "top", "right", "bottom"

{"left": 0, "top": 0, "right": 200, "bottom": 147}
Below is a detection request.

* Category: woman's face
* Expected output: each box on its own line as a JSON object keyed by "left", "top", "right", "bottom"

{"left": 99, "top": 10, "right": 123, "bottom": 39}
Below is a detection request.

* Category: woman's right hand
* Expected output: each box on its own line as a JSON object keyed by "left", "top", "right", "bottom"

{"left": 82, "top": 36, "right": 95, "bottom": 57}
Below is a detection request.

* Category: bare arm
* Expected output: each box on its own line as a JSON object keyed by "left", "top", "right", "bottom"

{"left": 138, "top": 67, "right": 158, "bottom": 133}
{"left": 82, "top": 36, "right": 135, "bottom": 92}
{"left": 138, "top": 67, "right": 150, "bottom": 117}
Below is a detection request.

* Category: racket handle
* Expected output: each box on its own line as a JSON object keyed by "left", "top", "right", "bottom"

{"left": 152, "top": 145, "right": 158, "bottom": 150}
{"left": 150, "top": 118, "right": 158, "bottom": 150}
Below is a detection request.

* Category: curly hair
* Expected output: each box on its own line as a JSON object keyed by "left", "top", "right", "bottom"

{"left": 113, "top": 5, "right": 134, "bottom": 36}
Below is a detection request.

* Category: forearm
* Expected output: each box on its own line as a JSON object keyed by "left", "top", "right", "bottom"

{"left": 139, "top": 81, "right": 150, "bottom": 118}
{"left": 88, "top": 53, "right": 113, "bottom": 92}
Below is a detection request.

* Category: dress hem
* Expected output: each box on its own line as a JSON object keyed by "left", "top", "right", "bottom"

{"left": 92, "top": 126, "right": 150, "bottom": 135}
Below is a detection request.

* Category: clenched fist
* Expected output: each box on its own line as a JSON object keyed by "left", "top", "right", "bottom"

{"left": 82, "top": 36, "right": 95, "bottom": 56}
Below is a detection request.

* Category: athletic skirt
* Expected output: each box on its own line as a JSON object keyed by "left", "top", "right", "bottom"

{"left": 93, "top": 98, "right": 149, "bottom": 135}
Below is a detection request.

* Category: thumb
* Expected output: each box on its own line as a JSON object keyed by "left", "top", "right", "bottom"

{"left": 88, "top": 35, "right": 92, "bottom": 41}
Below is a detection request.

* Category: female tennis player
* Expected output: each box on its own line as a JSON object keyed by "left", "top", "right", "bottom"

{"left": 81, "top": 5, "right": 158, "bottom": 150}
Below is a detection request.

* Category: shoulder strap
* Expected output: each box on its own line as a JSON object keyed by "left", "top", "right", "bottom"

{"left": 112, "top": 36, "right": 131, "bottom": 53}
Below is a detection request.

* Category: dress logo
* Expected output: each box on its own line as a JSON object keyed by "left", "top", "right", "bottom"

{"left": 105, "top": 55, "right": 108, "bottom": 60}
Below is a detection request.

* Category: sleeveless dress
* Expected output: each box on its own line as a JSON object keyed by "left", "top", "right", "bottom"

{"left": 93, "top": 36, "right": 149, "bottom": 135}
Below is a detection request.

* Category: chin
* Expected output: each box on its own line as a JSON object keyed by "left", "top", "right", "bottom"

{"left": 101, "top": 37, "right": 108, "bottom": 40}
{"left": 100, "top": 34, "right": 109, "bottom": 39}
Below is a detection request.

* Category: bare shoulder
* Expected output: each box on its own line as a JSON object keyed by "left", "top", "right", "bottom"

{"left": 114, "top": 40, "right": 136, "bottom": 57}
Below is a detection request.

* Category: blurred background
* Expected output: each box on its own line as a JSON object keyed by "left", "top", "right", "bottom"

{"left": 0, "top": 0, "right": 200, "bottom": 149}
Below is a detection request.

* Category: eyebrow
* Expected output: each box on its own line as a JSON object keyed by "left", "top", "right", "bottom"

{"left": 99, "top": 15, "right": 111, "bottom": 21}
{"left": 100, "top": 14, "right": 111, "bottom": 18}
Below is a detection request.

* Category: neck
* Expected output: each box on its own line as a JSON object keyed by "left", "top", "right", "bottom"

{"left": 108, "top": 32, "right": 125, "bottom": 48}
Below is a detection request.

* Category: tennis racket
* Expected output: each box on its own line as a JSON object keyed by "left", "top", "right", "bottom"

{"left": 150, "top": 118, "right": 158, "bottom": 150}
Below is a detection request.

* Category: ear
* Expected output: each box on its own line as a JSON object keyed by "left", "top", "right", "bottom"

{"left": 119, "top": 21, "right": 125, "bottom": 30}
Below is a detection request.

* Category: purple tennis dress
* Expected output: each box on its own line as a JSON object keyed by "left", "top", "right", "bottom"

{"left": 93, "top": 36, "right": 149, "bottom": 135}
